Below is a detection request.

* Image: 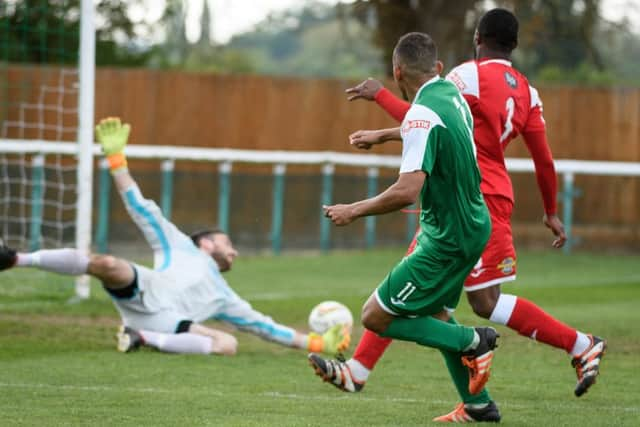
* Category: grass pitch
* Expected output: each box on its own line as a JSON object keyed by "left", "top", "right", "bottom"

{"left": 0, "top": 249, "right": 638, "bottom": 426}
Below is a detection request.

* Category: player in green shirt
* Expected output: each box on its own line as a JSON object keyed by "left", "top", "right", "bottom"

{"left": 311, "top": 32, "right": 500, "bottom": 421}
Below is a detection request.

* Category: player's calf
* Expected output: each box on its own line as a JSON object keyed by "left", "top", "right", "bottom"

{"left": 88, "top": 255, "right": 135, "bottom": 287}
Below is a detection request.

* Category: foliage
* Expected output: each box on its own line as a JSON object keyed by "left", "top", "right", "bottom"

{"left": 0, "top": 0, "right": 154, "bottom": 66}
{"left": 157, "top": 1, "right": 384, "bottom": 79}
{"left": 0, "top": 249, "right": 639, "bottom": 425}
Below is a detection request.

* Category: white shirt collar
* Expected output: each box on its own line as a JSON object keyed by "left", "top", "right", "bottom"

{"left": 478, "top": 59, "right": 512, "bottom": 67}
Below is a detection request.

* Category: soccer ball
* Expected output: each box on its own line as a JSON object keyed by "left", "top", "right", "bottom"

{"left": 308, "top": 301, "right": 353, "bottom": 334}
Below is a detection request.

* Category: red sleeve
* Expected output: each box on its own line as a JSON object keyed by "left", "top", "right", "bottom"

{"left": 374, "top": 88, "right": 411, "bottom": 123}
{"left": 522, "top": 129, "right": 558, "bottom": 215}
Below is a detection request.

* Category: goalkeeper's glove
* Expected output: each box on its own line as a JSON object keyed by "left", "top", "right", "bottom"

{"left": 308, "top": 324, "right": 351, "bottom": 355}
{"left": 95, "top": 117, "right": 131, "bottom": 171}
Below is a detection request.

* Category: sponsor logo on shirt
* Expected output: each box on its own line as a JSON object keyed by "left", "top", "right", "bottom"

{"left": 504, "top": 72, "right": 518, "bottom": 89}
{"left": 497, "top": 257, "right": 516, "bottom": 275}
{"left": 401, "top": 119, "right": 431, "bottom": 136}
{"left": 448, "top": 72, "right": 467, "bottom": 91}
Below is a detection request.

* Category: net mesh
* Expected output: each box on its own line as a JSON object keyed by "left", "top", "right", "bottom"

{"left": 0, "top": 1, "right": 80, "bottom": 250}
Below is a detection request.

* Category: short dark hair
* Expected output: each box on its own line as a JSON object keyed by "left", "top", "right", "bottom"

{"left": 190, "top": 228, "right": 225, "bottom": 247}
{"left": 393, "top": 32, "right": 438, "bottom": 77}
{"left": 477, "top": 8, "right": 518, "bottom": 53}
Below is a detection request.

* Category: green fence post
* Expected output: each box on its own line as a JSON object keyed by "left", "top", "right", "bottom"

{"left": 365, "top": 167, "right": 379, "bottom": 248}
{"left": 320, "top": 164, "right": 334, "bottom": 253}
{"left": 562, "top": 172, "right": 575, "bottom": 254}
{"left": 218, "top": 161, "right": 232, "bottom": 233}
{"left": 94, "top": 158, "right": 111, "bottom": 254}
{"left": 161, "top": 159, "right": 174, "bottom": 220}
{"left": 29, "top": 155, "right": 45, "bottom": 251}
{"left": 271, "top": 163, "right": 286, "bottom": 255}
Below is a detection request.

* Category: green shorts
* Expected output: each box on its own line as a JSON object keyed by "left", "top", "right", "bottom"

{"left": 375, "top": 240, "right": 481, "bottom": 317}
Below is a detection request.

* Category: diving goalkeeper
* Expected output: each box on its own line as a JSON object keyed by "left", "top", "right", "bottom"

{"left": 0, "top": 117, "right": 350, "bottom": 356}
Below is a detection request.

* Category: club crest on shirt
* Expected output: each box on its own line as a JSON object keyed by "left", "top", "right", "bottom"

{"left": 401, "top": 119, "right": 431, "bottom": 136}
{"left": 497, "top": 257, "right": 516, "bottom": 275}
{"left": 504, "top": 72, "right": 517, "bottom": 89}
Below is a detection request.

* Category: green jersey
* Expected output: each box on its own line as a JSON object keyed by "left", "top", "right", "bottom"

{"left": 400, "top": 76, "right": 490, "bottom": 257}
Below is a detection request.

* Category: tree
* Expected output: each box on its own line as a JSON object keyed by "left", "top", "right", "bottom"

{"left": 0, "top": 0, "right": 152, "bottom": 66}
{"left": 352, "top": 0, "right": 486, "bottom": 74}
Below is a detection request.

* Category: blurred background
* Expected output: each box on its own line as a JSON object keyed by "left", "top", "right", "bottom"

{"left": 1, "top": 0, "right": 639, "bottom": 258}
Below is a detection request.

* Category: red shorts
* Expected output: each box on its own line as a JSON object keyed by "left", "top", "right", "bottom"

{"left": 406, "top": 195, "right": 516, "bottom": 291}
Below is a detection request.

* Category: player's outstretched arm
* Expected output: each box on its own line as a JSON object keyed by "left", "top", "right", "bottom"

{"left": 323, "top": 170, "right": 424, "bottom": 226}
{"left": 346, "top": 78, "right": 410, "bottom": 122}
{"left": 95, "top": 117, "right": 191, "bottom": 257}
{"left": 349, "top": 127, "right": 401, "bottom": 150}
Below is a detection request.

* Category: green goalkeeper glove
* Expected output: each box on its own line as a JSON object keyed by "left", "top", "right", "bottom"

{"left": 95, "top": 117, "right": 131, "bottom": 171}
{"left": 308, "top": 324, "right": 351, "bottom": 355}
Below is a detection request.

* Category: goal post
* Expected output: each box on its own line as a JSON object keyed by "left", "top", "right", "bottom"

{"left": 0, "top": 0, "right": 96, "bottom": 299}
{"left": 74, "top": 0, "right": 96, "bottom": 299}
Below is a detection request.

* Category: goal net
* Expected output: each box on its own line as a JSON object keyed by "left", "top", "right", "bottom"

{"left": 0, "top": 0, "right": 95, "bottom": 298}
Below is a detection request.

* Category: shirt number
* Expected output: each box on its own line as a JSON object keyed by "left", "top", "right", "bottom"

{"left": 500, "top": 97, "right": 515, "bottom": 143}
{"left": 453, "top": 94, "right": 475, "bottom": 155}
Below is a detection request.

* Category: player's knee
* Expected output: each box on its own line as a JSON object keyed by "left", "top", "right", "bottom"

{"left": 89, "top": 255, "right": 118, "bottom": 274}
{"left": 361, "top": 307, "right": 385, "bottom": 335}
{"left": 88, "top": 255, "right": 132, "bottom": 285}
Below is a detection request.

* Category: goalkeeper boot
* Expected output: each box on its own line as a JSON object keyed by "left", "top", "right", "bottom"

{"left": 116, "top": 325, "right": 144, "bottom": 353}
{"left": 462, "top": 327, "right": 499, "bottom": 395}
{"left": 95, "top": 117, "right": 130, "bottom": 156}
{"left": 433, "top": 401, "right": 501, "bottom": 423}
{"left": 308, "top": 353, "right": 364, "bottom": 392}
{"left": 0, "top": 243, "right": 17, "bottom": 271}
{"left": 572, "top": 335, "right": 606, "bottom": 397}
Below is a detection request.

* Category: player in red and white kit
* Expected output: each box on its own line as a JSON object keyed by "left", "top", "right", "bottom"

{"left": 309, "top": 9, "right": 606, "bottom": 420}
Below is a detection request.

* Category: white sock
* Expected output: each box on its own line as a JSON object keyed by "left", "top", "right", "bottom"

{"left": 140, "top": 330, "right": 213, "bottom": 354}
{"left": 346, "top": 358, "right": 370, "bottom": 382}
{"left": 489, "top": 293, "right": 518, "bottom": 325}
{"left": 463, "top": 330, "right": 481, "bottom": 352}
{"left": 570, "top": 332, "right": 592, "bottom": 357}
{"left": 17, "top": 248, "right": 89, "bottom": 275}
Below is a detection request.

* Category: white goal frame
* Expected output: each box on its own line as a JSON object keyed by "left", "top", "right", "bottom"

{"left": 74, "top": 0, "right": 96, "bottom": 299}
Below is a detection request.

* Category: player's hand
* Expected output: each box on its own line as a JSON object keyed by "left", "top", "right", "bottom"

{"left": 543, "top": 214, "right": 567, "bottom": 248}
{"left": 95, "top": 117, "right": 131, "bottom": 155}
{"left": 345, "top": 78, "right": 383, "bottom": 101}
{"left": 349, "top": 129, "right": 385, "bottom": 150}
{"left": 323, "top": 204, "right": 357, "bottom": 226}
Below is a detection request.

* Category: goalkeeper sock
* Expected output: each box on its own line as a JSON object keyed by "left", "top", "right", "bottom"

{"left": 17, "top": 248, "right": 89, "bottom": 275}
{"left": 380, "top": 315, "right": 476, "bottom": 353}
{"left": 140, "top": 330, "right": 213, "bottom": 354}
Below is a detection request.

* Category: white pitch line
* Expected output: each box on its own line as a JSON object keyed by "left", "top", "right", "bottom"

{"left": 260, "top": 392, "right": 640, "bottom": 413}
{"left": 2, "top": 383, "right": 638, "bottom": 413}
{"left": 0, "top": 382, "right": 200, "bottom": 395}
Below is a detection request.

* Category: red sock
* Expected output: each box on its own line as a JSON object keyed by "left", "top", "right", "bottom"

{"left": 507, "top": 297, "right": 577, "bottom": 353}
{"left": 353, "top": 329, "right": 392, "bottom": 370}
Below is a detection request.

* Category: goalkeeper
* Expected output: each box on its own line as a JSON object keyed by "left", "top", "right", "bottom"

{"left": 0, "top": 117, "right": 350, "bottom": 356}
